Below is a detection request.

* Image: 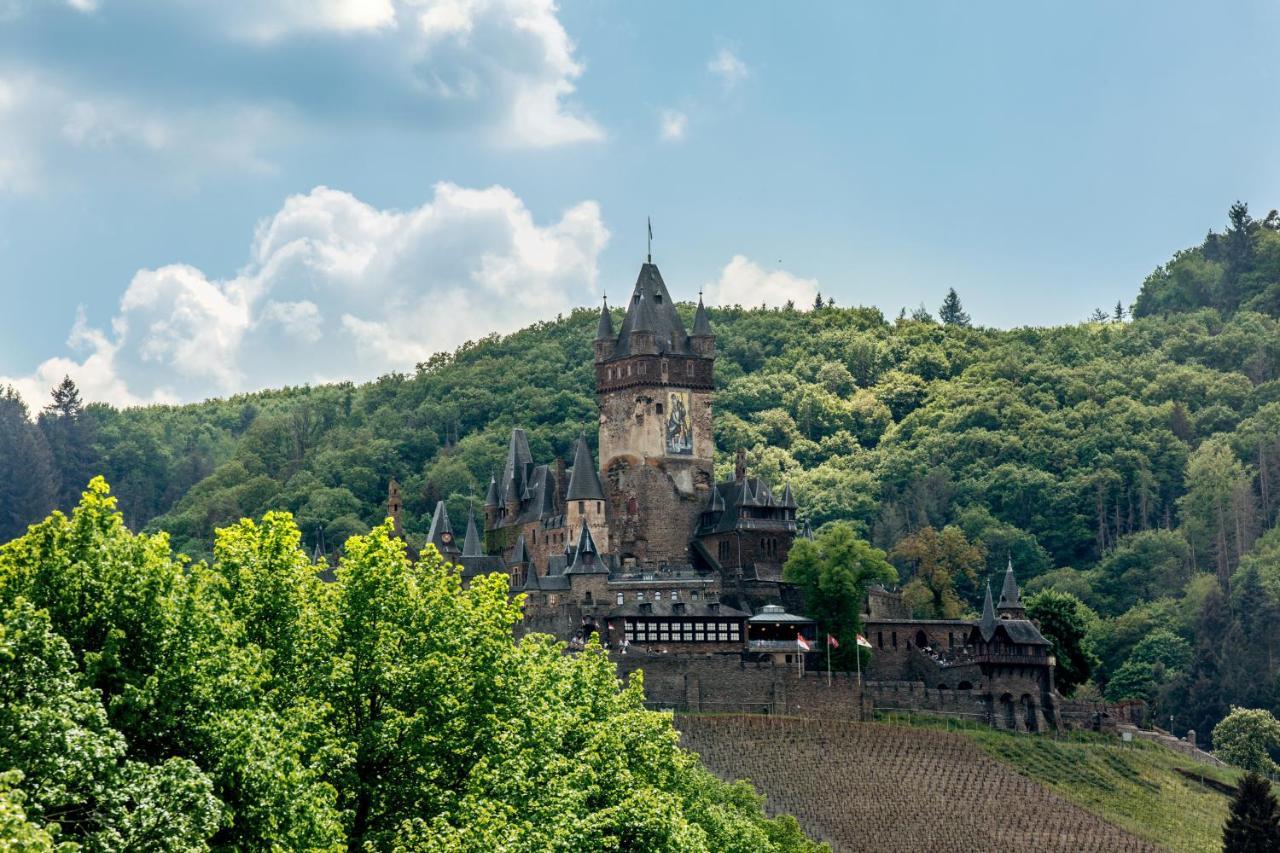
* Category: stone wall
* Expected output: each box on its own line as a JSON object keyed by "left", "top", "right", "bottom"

{"left": 613, "top": 652, "right": 869, "bottom": 719}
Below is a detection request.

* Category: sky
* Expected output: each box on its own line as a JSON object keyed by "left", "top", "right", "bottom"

{"left": 1, "top": 1, "right": 1279, "bottom": 408}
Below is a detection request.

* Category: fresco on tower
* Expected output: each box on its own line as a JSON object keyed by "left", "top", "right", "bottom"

{"left": 665, "top": 391, "right": 693, "bottom": 455}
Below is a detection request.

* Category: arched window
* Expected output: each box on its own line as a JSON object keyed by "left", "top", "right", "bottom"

{"left": 616, "top": 592, "right": 624, "bottom": 605}
{"left": 915, "top": 630, "right": 928, "bottom": 649}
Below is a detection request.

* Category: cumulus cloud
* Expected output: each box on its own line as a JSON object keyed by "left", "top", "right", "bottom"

{"left": 0, "top": 183, "right": 609, "bottom": 406}
{"left": 659, "top": 109, "right": 687, "bottom": 142}
{"left": 708, "top": 48, "right": 748, "bottom": 86}
{"left": 0, "top": 0, "right": 601, "bottom": 190}
{"left": 703, "top": 255, "right": 819, "bottom": 309}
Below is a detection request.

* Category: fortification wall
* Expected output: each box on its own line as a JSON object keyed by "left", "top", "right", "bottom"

{"left": 613, "top": 653, "right": 869, "bottom": 719}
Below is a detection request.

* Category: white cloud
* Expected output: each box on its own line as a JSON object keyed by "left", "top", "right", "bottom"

{"left": 703, "top": 255, "right": 819, "bottom": 309}
{"left": 0, "top": 0, "right": 601, "bottom": 192}
{"left": 0, "top": 73, "right": 282, "bottom": 193}
{"left": 659, "top": 109, "right": 687, "bottom": 142}
{"left": 0, "top": 183, "right": 609, "bottom": 406}
{"left": 708, "top": 48, "right": 748, "bottom": 86}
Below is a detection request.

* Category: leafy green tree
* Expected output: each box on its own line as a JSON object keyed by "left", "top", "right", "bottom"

{"left": 1214, "top": 707, "right": 1280, "bottom": 774}
{"left": 784, "top": 523, "right": 896, "bottom": 668}
{"left": 938, "top": 288, "right": 971, "bottom": 327}
{"left": 0, "top": 597, "right": 224, "bottom": 848}
{"left": 1223, "top": 772, "right": 1280, "bottom": 853}
{"left": 1093, "top": 530, "right": 1191, "bottom": 614}
{"left": 1179, "top": 438, "right": 1256, "bottom": 580}
{"left": 890, "top": 525, "right": 985, "bottom": 619}
{"left": 1026, "top": 589, "right": 1098, "bottom": 695}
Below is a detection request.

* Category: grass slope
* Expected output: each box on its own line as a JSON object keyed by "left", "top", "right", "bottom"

{"left": 961, "top": 724, "right": 1236, "bottom": 853}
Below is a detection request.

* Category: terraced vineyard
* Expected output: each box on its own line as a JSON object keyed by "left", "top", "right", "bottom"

{"left": 678, "top": 715, "right": 1169, "bottom": 853}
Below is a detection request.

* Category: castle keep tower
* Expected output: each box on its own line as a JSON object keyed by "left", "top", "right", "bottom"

{"left": 595, "top": 262, "right": 716, "bottom": 567}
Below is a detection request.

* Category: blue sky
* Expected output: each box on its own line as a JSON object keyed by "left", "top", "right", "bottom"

{"left": 2, "top": 0, "right": 1278, "bottom": 407}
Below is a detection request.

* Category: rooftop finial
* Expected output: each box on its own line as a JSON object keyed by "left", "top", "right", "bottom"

{"left": 647, "top": 216, "right": 653, "bottom": 263}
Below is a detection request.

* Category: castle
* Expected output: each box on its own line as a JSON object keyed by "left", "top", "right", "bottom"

{"left": 390, "top": 258, "right": 1065, "bottom": 732}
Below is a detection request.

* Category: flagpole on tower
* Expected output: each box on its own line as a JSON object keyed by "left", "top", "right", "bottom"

{"left": 826, "top": 635, "right": 831, "bottom": 687}
{"left": 647, "top": 217, "right": 653, "bottom": 263}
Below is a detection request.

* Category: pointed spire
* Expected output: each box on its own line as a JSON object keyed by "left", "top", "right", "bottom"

{"left": 484, "top": 473, "right": 499, "bottom": 508}
{"left": 781, "top": 481, "right": 797, "bottom": 509}
{"left": 427, "top": 501, "right": 458, "bottom": 557}
{"left": 565, "top": 520, "right": 607, "bottom": 574}
{"left": 979, "top": 579, "right": 997, "bottom": 641}
{"left": 596, "top": 297, "right": 614, "bottom": 341}
{"left": 511, "top": 533, "right": 530, "bottom": 566}
{"left": 462, "top": 508, "right": 482, "bottom": 557}
{"left": 521, "top": 551, "right": 541, "bottom": 591}
{"left": 692, "top": 292, "right": 713, "bottom": 337}
{"left": 997, "top": 556, "right": 1026, "bottom": 618}
{"left": 565, "top": 436, "right": 606, "bottom": 501}
{"left": 801, "top": 519, "right": 815, "bottom": 540}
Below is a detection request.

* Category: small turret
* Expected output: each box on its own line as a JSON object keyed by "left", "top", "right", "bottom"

{"left": 387, "top": 479, "right": 405, "bottom": 539}
{"left": 483, "top": 473, "right": 499, "bottom": 529}
{"left": 565, "top": 436, "right": 606, "bottom": 502}
{"left": 997, "top": 556, "right": 1027, "bottom": 619}
{"left": 594, "top": 298, "right": 614, "bottom": 362}
{"left": 565, "top": 520, "right": 607, "bottom": 574}
{"left": 462, "top": 508, "right": 482, "bottom": 557}
{"left": 979, "top": 579, "right": 997, "bottom": 642}
{"left": 691, "top": 293, "right": 714, "bottom": 357}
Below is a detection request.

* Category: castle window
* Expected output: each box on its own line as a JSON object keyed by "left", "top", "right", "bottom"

{"left": 654, "top": 590, "right": 662, "bottom": 601}
{"left": 916, "top": 630, "right": 928, "bottom": 649}
{"left": 578, "top": 500, "right": 584, "bottom": 513}
{"left": 671, "top": 590, "right": 680, "bottom": 601}
{"left": 597, "top": 501, "right": 602, "bottom": 513}
{"left": 627, "top": 364, "right": 632, "bottom": 376}
{"left": 877, "top": 631, "right": 883, "bottom": 649}
{"left": 584, "top": 591, "right": 593, "bottom": 605}
{"left": 892, "top": 632, "right": 897, "bottom": 649}
{"left": 730, "top": 624, "right": 740, "bottom": 641}
{"left": 655, "top": 293, "right": 662, "bottom": 303}
{"left": 687, "top": 361, "right": 694, "bottom": 376}
{"left": 637, "top": 591, "right": 646, "bottom": 601}
{"left": 656, "top": 402, "right": 664, "bottom": 415}
{"left": 682, "top": 622, "right": 694, "bottom": 641}
{"left": 691, "top": 590, "right": 700, "bottom": 601}
{"left": 639, "top": 362, "right": 647, "bottom": 375}
{"left": 616, "top": 592, "right": 623, "bottom": 605}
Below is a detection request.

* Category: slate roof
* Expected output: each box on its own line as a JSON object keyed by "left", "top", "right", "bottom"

{"left": 427, "top": 501, "right": 459, "bottom": 557}
{"left": 608, "top": 263, "right": 694, "bottom": 359}
{"left": 974, "top": 578, "right": 1048, "bottom": 646}
{"left": 462, "top": 509, "right": 482, "bottom": 557}
{"left": 565, "top": 437, "right": 606, "bottom": 501}
{"left": 747, "top": 604, "right": 814, "bottom": 624}
{"left": 608, "top": 600, "right": 749, "bottom": 619}
{"left": 596, "top": 299, "right": 615, "bottom": 340}
{"left": 565, "top": 522, "right": 608, "bottom": 575}
{"left": 692, "top": 295, "right": 713, "bottom": 337}
{"left": 998, "top": 557, "right": 1025, "bottom": 614}
{"left": 697, "top": 477, "right": 796, "bottom": 535}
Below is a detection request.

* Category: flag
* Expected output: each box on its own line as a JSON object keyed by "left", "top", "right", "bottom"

{"left": 827, "top": 634, "right": 839, "bottom": 648}
{"left": 856, "top": 634, "right": 872, "bottom": 649}
{"left": 796, "top": 634, "right": 811, "bottom": 651}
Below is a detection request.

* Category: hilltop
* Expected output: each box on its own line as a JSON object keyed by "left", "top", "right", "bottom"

{"left": 4, "top": 203, "right": 1280, "bottom": 747}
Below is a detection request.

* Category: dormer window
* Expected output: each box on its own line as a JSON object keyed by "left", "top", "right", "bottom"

{"left": 639, "top": 602, "right": 652, "bottom": 614}
{"left": 654, "top": 293, "right": 662, "bottom": 303}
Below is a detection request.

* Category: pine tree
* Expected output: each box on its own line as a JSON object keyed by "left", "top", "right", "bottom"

{"left": 938, "top": 288, "right": 970, "bottom": 327}
{"left": 1088, "top": 307, "right": 1110, "bottom": 323}
{"left": 37, "top": 375, "right": 98, "bottom": 509}
{"left": 910, "top": 303, "right": 934, "bottom": 323}
{"left": 0, "top": 387, "right": 57, "bottom": 541}
{"left": 1223, "top": 772, "right": 1280, "bottom": 853}
{"left": 1113, "top": 300, "right": 1126, "bottom": 322}
{"left": 812, "top": 292, "right": 824, "bottom": 310}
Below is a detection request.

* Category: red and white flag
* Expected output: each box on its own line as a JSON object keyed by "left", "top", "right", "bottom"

{"left": 827, "top": 634, "right": 839, "bottom": 648}
{"left": 856, "top": 634, "right": 873, "bottom": 649}
{"left": 796, "top": 634, "right": 811, "bottom": 651}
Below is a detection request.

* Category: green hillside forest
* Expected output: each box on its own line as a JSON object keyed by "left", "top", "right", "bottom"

{"left": 5, "top": 201, "right": 1280, "bottom": 754}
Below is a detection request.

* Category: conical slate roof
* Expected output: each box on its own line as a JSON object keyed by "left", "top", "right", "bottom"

{"left": 462, "top": 509, "right": 482, "bottom": 557}
{"left": 565, "top": 437, "right": 606, "bottom": 501}
{"left": 565, "top": 521, "right": 607, "bottom": 574}
{"left": 596, "top": 299, "right": 614, "bottom": 341}
{"left": 997, "top": 557, "right": 1025, "bottom": 616}
{"left": 427, "top": 501, "right": 459, "bottom": 556}
{"left": 484, "top": 473, "right": 499, "bottom": 508}
{"left": 692, "top": 295, "right": 713, "bottom": 336}
{"left": 978, "top": 580, "right": 998, "bottom": 642}
{"left": 780, "top": 482, "right": 797, "bottom": 509}
{"left": 510, "top": 534, "right": 530, "bottom": 566}
{"left": 610, "top": 263, "right": 693, "bottom": 359}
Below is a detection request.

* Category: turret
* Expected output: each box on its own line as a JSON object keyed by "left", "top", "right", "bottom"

{"left": 691, "top": 293, "right": 715, "bottom": 357}
{"left": 387, "top": 479, "right": 405, "bottom": 539}
{"left": 462, "top": 508, "right": 482, "bottom": 557}
{"left": 997, "top": 557, "right": 1027, "bottom": 619}
{"left": 594, "top": 298, "right": 614, "bottom": 363}
{"left": 483, "top": 473, "right": 499, "bottom": 530}
{"left": 565, "top": 435, "right": 609, "bottom": 558}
